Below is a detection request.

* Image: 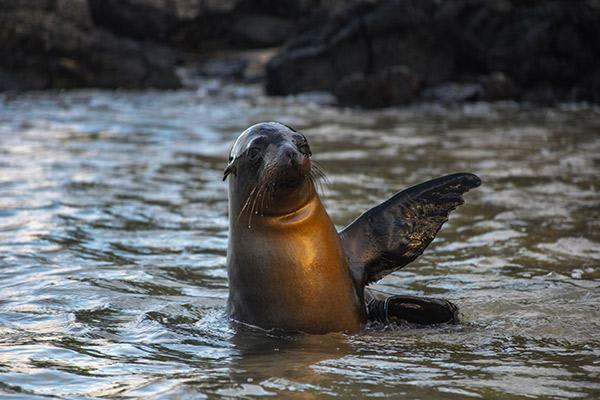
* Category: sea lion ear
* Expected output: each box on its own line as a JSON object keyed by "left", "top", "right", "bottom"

{"left": 223, "top": 162, "right": 235, "bottom": 181}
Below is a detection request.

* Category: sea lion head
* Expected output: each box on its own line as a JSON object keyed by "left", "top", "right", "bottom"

{"left": 224, "top": 122, "right": 321, "bottom": 216}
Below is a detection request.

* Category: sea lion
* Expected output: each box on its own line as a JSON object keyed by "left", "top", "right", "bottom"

{"left": 224, "top": 122, "right": 480, "bottom": 334}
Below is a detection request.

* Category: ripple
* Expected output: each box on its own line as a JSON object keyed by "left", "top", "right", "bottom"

{"left": 0, "top": 89, "right": 599, "bottom": 398}
{"left": 539, "top": 237, "right": 600, "bottom": 261}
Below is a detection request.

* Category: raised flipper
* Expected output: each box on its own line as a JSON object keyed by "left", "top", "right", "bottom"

{"left": 339, "top": 173, "right": 481, "bottom": 288}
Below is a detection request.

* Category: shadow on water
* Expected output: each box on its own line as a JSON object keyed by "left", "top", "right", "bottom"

{"left": 208, "top": 326, "right": 353, "bottom": 398}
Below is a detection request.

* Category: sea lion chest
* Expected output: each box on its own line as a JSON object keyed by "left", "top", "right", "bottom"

{"left": 227, "top": 199, "right": 365, "bottom": 333}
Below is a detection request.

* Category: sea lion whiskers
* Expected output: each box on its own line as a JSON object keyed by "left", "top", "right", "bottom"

{"left": 236, "top": 185, "right": 259, "bottom": 223}
{"left": 311, "top": 160, "right": 328, "bottom": 181}
{"left": 249, "top": 182, "right": 267, "bottom": 223}
{"left": 247, "top": 163, "right": 278, "bottom": 226}
{"left": 310, "top": 161, "right": 328, "bottom": 195}
{"left": 258, "top": 180, "right": 272, "bottom": 217}
{"left": 259, "top": 165, "right": 282, "bottom": 214}
{"left": 247, "top": 183, "right": 263, "bottom": 227}
{"left": 308, "top": 172, "right": 322, "bottom": 195}
{"left": 236, "top": 170, "right": 270, "bottom": 225}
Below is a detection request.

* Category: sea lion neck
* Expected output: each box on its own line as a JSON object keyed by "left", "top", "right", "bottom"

{"left": 262, "top": 179, "right": 316, "bottom": 217}
{"left": 228, "top": 175, "right": 317, "bottom": 218}
{"left": 267, "top": 187, "right": 319, "bottom": 225}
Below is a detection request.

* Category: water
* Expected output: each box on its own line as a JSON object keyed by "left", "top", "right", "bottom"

{"left": 1, "top": 83, "right": 599, "bottom": 399}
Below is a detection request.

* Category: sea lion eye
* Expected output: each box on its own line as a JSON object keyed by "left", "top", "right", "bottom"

{"left": 247, "top": 146, "right": 261, "bottom": 161}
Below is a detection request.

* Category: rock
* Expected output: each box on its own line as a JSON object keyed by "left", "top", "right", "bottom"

{"left": 266, "top": 45, "right": 337, "bottom": 95}
{"left": 335, "top": 66, "right": 422, "bottom": 108}
{"left": 266, "top": 0, "right": 600, "bottom": 106}
{"left": 479, "top": 72, "right": 519, "bottom": 101}
{"left": 88, "top": 0, "right": 209, "bottom": 44}
{"left": 433, "top": 0, "right": 600, "bottom": 101}
{"left": 88, "top": 0, "right": 316, "bottom": 50}
{"left": 0, "top": 69, "right": 21, "bottom": 92}
{"left": 0, "top": 0, "right": 341, "bottom": 92}
{"left": 265, "top": 0, "right": 455, "bottom": 98}
{"left": 229, "top": 14, "right": 294, "bottom": 47}
{"left": 2, "top": 0, "right": 371, "bottom": 92}
{"left": 266, "top": 1, "right": 377, "bottom": 95}
{"left": 0, "top": 2, "right": 181, "bottom": 91}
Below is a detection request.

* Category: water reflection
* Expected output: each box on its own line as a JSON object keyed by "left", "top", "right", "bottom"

{"left": 0, "top": 86, "right": 599, "bottom": 398}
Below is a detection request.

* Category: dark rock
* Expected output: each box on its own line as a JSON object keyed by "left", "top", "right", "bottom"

{"left": 433, "top": 0, "right": 600, "bottom": 101}
{"left": 0, "top": 69, "right": 21, "bottom": 92}
{"left": 266, "top": 0, "right": 600, "bottom": 106}
{"left": 362, "top": 1, "right": 455, "bottom": 85}
{"left": 2, "top": 0, "right": 369, "bottom": 92}
{"left": 266, "top": 0, "right": 455, "bottom": 98}
{"left": 0, "top": 0, "right": 340, "bottom": 92}
{"left": 0, "top": 1, "right": 181, "bottom": 91}
{"left": 335, "top": 66, "right": 422, "bottom": 108}
{"left": 266, "top": 1, "right": 376, "bottom": 95}
{"left": 266, "top": 45, "right": 337, "bottom": 95}
{"left": 229, "top": 14, "right": 294, "bottom": 47}
{"left": 479, "top": 72, "right": 519, "bottom": 101}
{"left": 88, "top": 0, "right": 219, "bottom": 46}
{"left": 87, "top": 0, "right": 318, "bottom": 50}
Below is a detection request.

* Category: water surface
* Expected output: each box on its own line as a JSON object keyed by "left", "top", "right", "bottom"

{"left": 1, "top": 84, "right": 599, "bottom": 399}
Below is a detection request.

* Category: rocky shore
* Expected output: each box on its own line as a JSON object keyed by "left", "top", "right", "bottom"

{"left": 0, "top": 0, "right": 328, "bottom": 91}
{"left": 266, "top": 0, "right": 600, "bottom": 106}
{"left": 2, "top": 0, "right": 599, "bottom": 107}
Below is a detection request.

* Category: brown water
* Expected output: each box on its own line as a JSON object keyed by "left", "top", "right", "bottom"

{"left": 1, "top": 83, "right": 599, "bottom": 399}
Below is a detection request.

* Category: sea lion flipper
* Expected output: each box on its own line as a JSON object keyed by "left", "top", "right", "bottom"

{"left": 365, "top": 289, "right": 459, "bottom": 324}
{"left": 339, "top": 173, "right": 481, "bottom": 286}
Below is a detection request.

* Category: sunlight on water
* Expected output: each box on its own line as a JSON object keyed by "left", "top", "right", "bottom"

{"left": 0, "top": 84, "right": 599, "bottom": 398}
